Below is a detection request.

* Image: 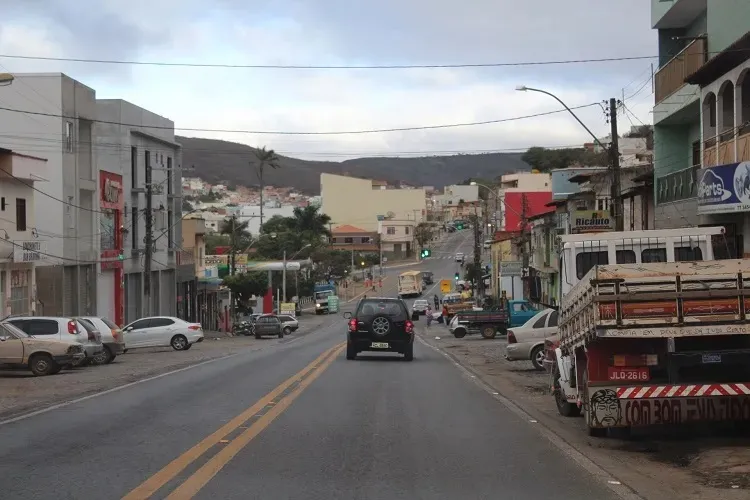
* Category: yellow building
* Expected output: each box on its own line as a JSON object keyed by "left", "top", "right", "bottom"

{"left": 321, "top": 173, "right": 426, "bottom": 232}
{"left": 489, "top": 232, "right": 519, "bottom": 300}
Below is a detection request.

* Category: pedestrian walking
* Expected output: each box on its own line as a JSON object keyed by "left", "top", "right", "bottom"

{"left": 426, "top": 306, "right": 433, "bottom": 327}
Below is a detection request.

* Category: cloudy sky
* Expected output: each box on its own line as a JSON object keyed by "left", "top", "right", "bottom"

{"left": 0, "top": 0, "right": 656, "bottom": 161}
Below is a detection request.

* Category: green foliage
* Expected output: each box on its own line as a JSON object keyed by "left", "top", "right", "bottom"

{"left": 219, "top": 215, "right": 253, "bottom": 251}
{"left": 256, "top": 205, "right": 333, "bottom": 259}
{"left": 205, "top": 233, "right": 230, "bottom": 254}
{"left": 182, "top": 199, "right": 194, "bottom": 212}
{"left": 222, "top": 272, "right": 269, "bottom": 308}
{"left": 464, "top": 262, "right": 483, "bottom": 283}
{"left": 415, "top": 222, "right": 433, "bottom": 249}
{"left": 521, "top": 147, "right": 607, "bottom": 172}
{"left": 198, "top": 190, "right": 222, "bottom": 202}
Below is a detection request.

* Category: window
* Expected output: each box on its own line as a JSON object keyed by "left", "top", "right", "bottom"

{"left": 65, "top": 121, "right": 73, "bottom": 152}
{"left": 361, "top": 237, "right": 371, "bottom": 243}
{"left": 576, "top": 251, "right": 608, "bottom": 279}
{"left": 167, "top": 157, "right": 173, "bottom": 194}
{"left": 386, "top": 227, "right": 395, "bottom": 235}
{"left": 131, "top": 146, "right": 138, "bottom": 188}
{"left": 144, "top": 151, "right": 151, "bottom": 183}
{"left": 131, "top": 206, "right": 139, "bottom": 250}
{"left": 344, "top": 237, "right": 353, "bottom": 244}
{"left": 641, "top": 248, "right": 666, "bottom": 263}
{"left": 405, "top": 226, "right": 410, "bottom": 235}
{"left": 675, "top": 246, "right": 703, "bottom": 262}
{"left": 15, "top": 198, "right": 26, "bottom": 231}
{"left": 167, "top": 210, "right": 174, "bottom": 248}
{"left": 548, "top": 311, "right": 559, "bottom": 327}
{"left": 692, "top": 141, "right": 701, "bottom": 167}
{"left": 128, "top": 319, "right": 151, "bottom": 331}
{"left": 616, "top": 250, "right": 636, "bottom": 264}
{"left": 533, "top": 313, "right": 549, "bottom": 328}
{"left": 149, "top": 318, "right": 175, "bottom": 328}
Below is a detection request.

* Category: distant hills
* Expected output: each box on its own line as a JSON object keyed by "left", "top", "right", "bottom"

{"left": 176, "top": 136, "right": 532, "bottom": 194}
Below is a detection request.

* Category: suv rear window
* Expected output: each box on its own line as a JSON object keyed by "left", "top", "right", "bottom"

{"left": 357, "top": 300, "right": 408, "bottom": 321}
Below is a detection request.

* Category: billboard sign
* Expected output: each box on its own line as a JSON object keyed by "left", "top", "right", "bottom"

{"left": 697, "top": 162, "right": 750, "bottom": 215}
{"left": 571, "top": 210, "right": 614, "bottom": 233}
{"left": 499, "top": 261, "right": 523, "bottom": 277}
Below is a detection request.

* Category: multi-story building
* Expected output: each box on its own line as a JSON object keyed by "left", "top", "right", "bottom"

{"left": 651, "top": 0, "right": 750, "bottom": 251}
{"left": 321, "top": 173, "right": 426, "bottom": 232}
{"left": 330, "top": 225, "right": 379, "bottom": 254}
{"left": 377, "top": 219, "right": 417, "bottom": 260}
{"left": 96, "top": 99, "right": 183, "bottom": 323}
{"left": 0, "top": 148, "right": 48, "bottom": 315}
{"left": 0, "top": 73, "right": 99, "bottom": 316}
{"left": 496, "top": 172, "right": 552, "bottom": 231}
{"left": 432, "top": 184, "right": 480, "bottom": 217}
{"left": 178, "top": 217, "right": 207, "bottom": 323}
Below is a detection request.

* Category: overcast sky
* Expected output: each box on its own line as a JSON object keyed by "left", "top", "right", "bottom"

{"left": 0, "top": 0, "right": 657, "bottom": 161}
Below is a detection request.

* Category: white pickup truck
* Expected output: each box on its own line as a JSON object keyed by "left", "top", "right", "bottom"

{"left": 551, "top": 227, "right": 750, "bottom": 436}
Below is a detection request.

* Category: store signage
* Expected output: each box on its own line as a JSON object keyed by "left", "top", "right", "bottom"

{"left": 103, "top": 178, "right": 121, "bottom": 204}
{"left": 697, "top": 162, "right": 750, "bottom": 215}
{"left": 499, "top": 261, "right": 523, "bottom": 277}
{"left": 13, "top": 240, "right": 46, "bottom": 263}
{"left": 571, "top": 210, "right": 614, "bottom": 233}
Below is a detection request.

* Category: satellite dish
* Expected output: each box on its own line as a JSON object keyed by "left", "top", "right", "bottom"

{"left": 386, "top": 211, "right": 395, "bottom": 218}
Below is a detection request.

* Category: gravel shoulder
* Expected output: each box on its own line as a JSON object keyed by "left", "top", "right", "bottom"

{"left": 417, "top": 327, "right": 750, "bottom": 500}
{"left": 0, "top": 314, "right": 333, "bottom": 421}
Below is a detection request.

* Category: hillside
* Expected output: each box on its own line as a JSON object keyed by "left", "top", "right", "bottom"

{"left": 176, "top": 136, "right": 532, "bottom": 194}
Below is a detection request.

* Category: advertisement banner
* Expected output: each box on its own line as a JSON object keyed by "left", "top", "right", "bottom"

{"left": 280, "top": 302, "right": 296, "bottom": 317}
{"left": 697, "top": 162, "right": 750, "bottom": 215}
{"left": 571, "top": 210, "right": 614, "bottom": 233}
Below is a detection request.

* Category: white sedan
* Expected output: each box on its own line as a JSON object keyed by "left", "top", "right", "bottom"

{"left": 122, "top": 316, "right": 204, "bottom": 351}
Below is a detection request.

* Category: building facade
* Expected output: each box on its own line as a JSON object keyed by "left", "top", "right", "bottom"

{"left": 0, "top": 149, "right": 49, "bottom": 315}
{"left": 96, "top": 99, "right": 182, "bottom": 323}
{"left": 0, "top": 73, "right": 99, "bottom": 316}
{"left": 321, "top": 173, "right": 426, "bottom": 232}
{"left": 651, "top": 0, "right": 750, "bottom": 233}
{"left": 377, "top": 219, "right": 416, "bottom": 260}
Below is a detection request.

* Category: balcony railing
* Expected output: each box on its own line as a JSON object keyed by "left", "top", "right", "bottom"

{"left": 655, "top": 38, "right": 707, "bottom": 104}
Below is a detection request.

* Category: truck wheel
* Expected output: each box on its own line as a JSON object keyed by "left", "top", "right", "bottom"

{"left": 530, "top": 345, "right": 545, "bottom": 371}
{"left": 553, "top": 371, "right": 581, "bottom": 417}
{"left": 453, "top": 328, "right": 467, "bottom": 339}
{"left": 480, "top": 325, "right": 496, "bottom": 339}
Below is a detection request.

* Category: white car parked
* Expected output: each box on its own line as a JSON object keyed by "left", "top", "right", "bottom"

{"left": 122, "top": 316, "right": 204, "bottom": 351}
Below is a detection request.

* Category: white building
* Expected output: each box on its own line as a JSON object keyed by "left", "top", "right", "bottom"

{"left": 0, "top": 148, "right": 49, "bottom": 315}
{"left": 238, "top": 204, "right": 296, "bottom": 235}
{"left": 96, "top": 99, "right": 183, "bottom": 323}
{"left": 0, "top": 73, "right": 99, "bottom": 316}
{"left": 432, "top": 184, "right": 479, "bottom": 212}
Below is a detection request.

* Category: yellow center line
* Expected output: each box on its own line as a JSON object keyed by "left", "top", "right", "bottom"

{"left": 165, "top": 344, "right": 346, "bottom": 499}
{"left": 122, "top": 342, "right": 344, "bottom": 500}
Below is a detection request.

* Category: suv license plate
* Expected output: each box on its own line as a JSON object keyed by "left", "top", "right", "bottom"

{"left": 371, "top": 342, "right": 389, "bottom": 349}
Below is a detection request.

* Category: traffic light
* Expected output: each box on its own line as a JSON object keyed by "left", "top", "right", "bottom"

{"left": 456, "top": 223, "right": 464, "bottom": 230}
{"left": 420, "top": 249, "right": 431, "bottom": 258}
{"left": 454, "top": 272, "right": 460, "bottom": 281}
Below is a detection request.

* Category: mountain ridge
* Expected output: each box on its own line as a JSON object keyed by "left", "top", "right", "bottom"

{"left": 176, "top": 136, "right": 532, "bottom": 194}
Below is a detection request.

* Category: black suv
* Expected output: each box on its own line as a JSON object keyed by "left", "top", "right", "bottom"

{"left": 344, "top": 297, "right": 415, "bottom": 361}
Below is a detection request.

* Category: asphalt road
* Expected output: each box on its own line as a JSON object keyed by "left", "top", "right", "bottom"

{"left": 0, "top": 230, "right": 619, "bottom": 499}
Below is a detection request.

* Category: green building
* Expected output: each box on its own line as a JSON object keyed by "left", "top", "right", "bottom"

{"left": 652, "top": 0, "right": 750, "bottom": 257}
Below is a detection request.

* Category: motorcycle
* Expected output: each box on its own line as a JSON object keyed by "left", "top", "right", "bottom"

{"left": 232, "top": 320, "right": 253, "bottom": 336}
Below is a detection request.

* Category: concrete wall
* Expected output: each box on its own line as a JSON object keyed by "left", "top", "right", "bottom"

{"left": 708, "top": 0, "right": 750, "bottom": 53}
{"left": 321, "top": 174, "right": 425, "bottom": 232}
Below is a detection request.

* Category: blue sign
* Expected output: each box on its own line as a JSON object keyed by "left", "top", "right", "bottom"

{"left": 697, "top": 162, "right": 750, "bottom": 215}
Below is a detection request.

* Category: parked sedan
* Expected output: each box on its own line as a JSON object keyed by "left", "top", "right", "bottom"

{"left": 277, "top": 314, "right": 299, "bottom": 336}
{"left": 122, "top": 316, "right": 204, "bottom": 351}
{"left": 7, "top": 316, "right": 103, "bottom": 366}
{"left": 253, "top": 315, "right": 283, "bottom": 339}
{"left": 0, "top": 322, "right": 85, "bottom": 376}
{"left": 80, "top": 316, "right": 126, "bottom": 364}
{"left": 505, "top": 308, "right": 558, "bottom": 371}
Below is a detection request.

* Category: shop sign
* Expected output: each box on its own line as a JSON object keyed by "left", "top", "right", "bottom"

{"left": 571, "top": 210, "right": 614, "bottom": 233}
{"left": 13, "top": 240, "right": 46, "bottom": 263}
{"left": 697, "top": 162, "right": 750, "bottom": 215}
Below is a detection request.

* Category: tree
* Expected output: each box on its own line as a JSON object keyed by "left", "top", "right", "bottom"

{"left": 219, "top": 215, "right": 253, "bottom": 270}
{"left": 290, "top": 205, "right": 332, "bottom": 241}
{"left": 415, "top": 222, "right": 433, "bottom": 250}
{"left": 222, "top": 272, "right": 269, "bottom": 312}
{"left": 182, "top": 199, "right": 194, "bottom": 212}
{"left": 205, "top": 233, "right": 230, "bottom": 254}
{"left": 253, "top": 146, "right": 281, "bottom": 230}
{"left": 521, "top": 146, "right": 607, "bottom": 172}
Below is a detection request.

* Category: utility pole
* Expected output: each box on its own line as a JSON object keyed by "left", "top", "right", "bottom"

{"left": 473, "top": 206, "right": 483, "bottom": 298}
{"left": 282, "top": 249, "right": 287, "bottom": 303}
{"left": 144, "top": 159, "right": 153, "bottom": 317}
{"left": 520, "top": 193, "right": 530, "bottom": 300}
{"left": 257, "top": 160, "right": 265, "bottom": 231}
{"left": 609, "top": 97, "right": 624, "bottom": 231}
{"left": 229, "top": 215, "right": 237, "bottom": 326}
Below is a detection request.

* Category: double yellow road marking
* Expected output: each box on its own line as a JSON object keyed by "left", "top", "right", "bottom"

{"left": 123, "top": 342, "right": 345, "bottom": 500}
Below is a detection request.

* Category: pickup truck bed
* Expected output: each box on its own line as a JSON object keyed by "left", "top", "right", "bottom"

{"left": 455, "top": 308, "right": 508, "bottom": 339}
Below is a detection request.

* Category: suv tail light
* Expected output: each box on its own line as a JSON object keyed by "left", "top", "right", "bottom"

{"left": 348, "top": 319, "right": 358, "bottom": 332}
{"left": 67, "top": 320, "right": 77, "bottom": 335}
{"left": 188, "top": 324, "right": 202, "bottom": 331}
{"left": 507, "top": 330, "right": 517, "bottom": 344}
{"left": 405, "top": 320, "right": 414, "bottom": 334}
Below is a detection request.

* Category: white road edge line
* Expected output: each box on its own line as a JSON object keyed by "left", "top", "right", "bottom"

{"left": 416, "top": 336, "right": 644, "bottom": 500}
{"left": 0, "top": 318, "right": 346, "bottom": 427}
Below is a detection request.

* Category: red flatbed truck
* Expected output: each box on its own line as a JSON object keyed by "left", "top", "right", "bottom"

{"left": 551, "top": 227, "right": 750, "bottom": 436}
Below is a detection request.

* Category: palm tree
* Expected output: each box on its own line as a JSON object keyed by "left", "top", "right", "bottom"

{"left": 252, "top": 146, "right": 280, "bottom": 230}
{"left": 219, "top": 215, "right": 251, "bottom": 275}
{"left": 291, "top": 205, "right": 332, "bottom": 245}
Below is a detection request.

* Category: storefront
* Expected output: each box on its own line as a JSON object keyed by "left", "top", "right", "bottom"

{"left": 696, "top": 162, "right": 750, "bottom": 258}
{"left": 98, "top": 170, "right": 125, "bottom": 325}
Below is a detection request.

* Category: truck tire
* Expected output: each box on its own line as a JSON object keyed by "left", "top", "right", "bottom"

{"left": 553, "top": 370, "right": 581, "bottom": 417}
{"left": 480, "top": 325, "right": 496, "bottom": 339}
{"left": 453, "top": 328, "right": 467, "bottom": 339}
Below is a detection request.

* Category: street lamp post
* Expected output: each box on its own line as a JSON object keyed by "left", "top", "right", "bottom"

{"left": 283, "top": 243, "right": 311, "bottom": 302}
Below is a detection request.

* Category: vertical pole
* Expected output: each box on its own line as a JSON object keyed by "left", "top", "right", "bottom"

{"left": 258, "top": 163, "right": 264, "bottom": 230}
{"left": 144, "top": 157, "right": 153, "bottom": 317}
{"left": 282, "top": 249, "right": 287, "bottom": 303}
{"left": 230, "top": 216, "right": 236, "bottom": 325}
{"left": 520, "top": 194, "right": 529, "bottom": 300}
{"left": 609, "top": 97, "right": 623, "bottom": 231}
{"left": 473, "top": 204, "right": 482, "bottom": 298}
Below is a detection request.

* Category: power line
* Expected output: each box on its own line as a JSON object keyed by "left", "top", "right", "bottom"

{"left": 0, "top": 53, "right": 662, "bottom": 69}
{"left": 0, "top": 103, "right": 602, "bottom": 135}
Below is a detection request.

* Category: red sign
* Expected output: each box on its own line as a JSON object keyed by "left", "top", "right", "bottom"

{"left": 99, "top": 171, "right": 124, "bottom": 263}
{"left": 607, "top": 367, "right": 649, "bottom": 383}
